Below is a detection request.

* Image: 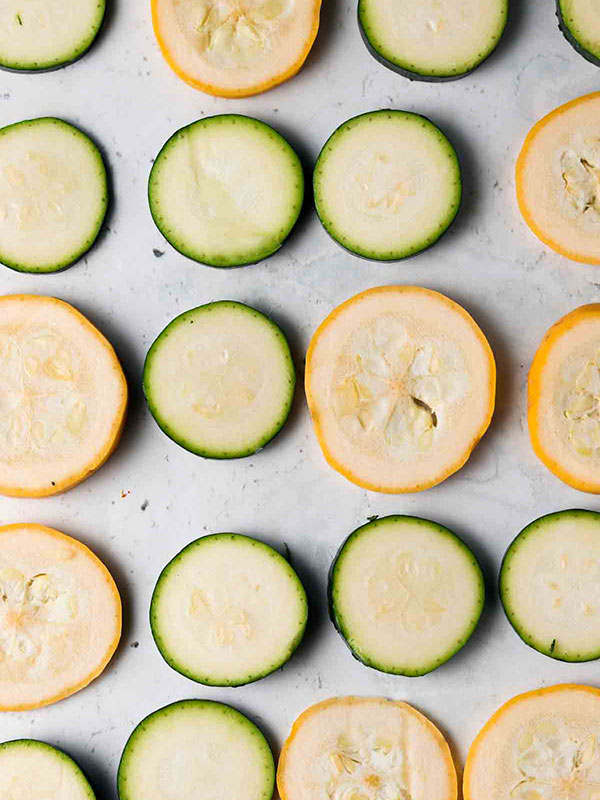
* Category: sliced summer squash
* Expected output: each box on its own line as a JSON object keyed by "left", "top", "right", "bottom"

{"left": 0, "top": 295, "right": 128, "bottom": 497}
{"left": 118, "top": 700, "right": 275, "bottom": 800}
{"left": 516, "top": 92, "right": 600, "bottom": 265}
{"left": 314, "top": 111, "right": 461, "bottom": 261}
{"left": 464, "top": 684, "right": 600, "bottom": 800}
{"left": 278, "top": 697, "right": 457, "bottom": 800}
{"left": 149, "top": 115, "right": 303, "bottom": 267}
{"left": 305, "top": 286, "right": 496, "bottom": 493}
{"left": 151, "top": 533, "right": 308, "bottom": 686}
{"left": 500, "top": 509, "right": 600, "bottom": 662}
{"left": 329, "top": 515, "right": 484, "bottom": 676}
{"left": 0, "top": 524, "right": 121, "bottom": 711}
{"left": 0, "top": 740, "right": 95, "bottom": 799}
{"left": 557, "top": 0, "right": 600, "bottom": 67}
{"left": 143, "top": 301, "right": 295, "bottom": 458}
{"left": 151, "top": 0, "right": 321, "bottom": 97}
{"left": 528, "top": 304, "right": 600, "bottom": 492}
{"left": 359, "top": 0, "right": 508, "bottom": 81}
{"left": 0, "top": 1, "right": 105, "bottom": 72}
{"left": 0, "top": 118, "right": 107, "bottom": 273}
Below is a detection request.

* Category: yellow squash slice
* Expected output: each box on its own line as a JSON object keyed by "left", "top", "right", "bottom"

{"left": 0, "top": 294, "right": 128, "bottom": 497}
{"left": 151, "top": 0, "right": 322, "bottom": 98}
{"left": 529, "top": 304, "right": 600, "bottom": 492}
{"left": 277, "top": 696, "right": 457, "bottom": 800}
{"left": 464, "top": 684, "right": 600, "bottom": 800}
{"left": 305, "top": 286, "right": 496, "bottom": 493}
{"left": 0, "top": 524, "right": 121, "bottom": 711}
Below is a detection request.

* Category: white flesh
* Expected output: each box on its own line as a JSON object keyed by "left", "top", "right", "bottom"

{"left": 334, "top": 519, "right": 481, "bottom": 672}
{"left": 0, "top": 525, "right": 120, "bottom": 710}
{"left": 0, "top": 120, "right": 106, "bottom": 271}
{"left": 152, "top": 536, "right": 306, "bottom": 683}
{"left": 0, "top": 296, "right": 126, "bottom": 496}
{"left": 466, "top": 686, "right": 600, "bottom": 800}
{"left": 0, "top": 742, "right": 93, "bottom": 800}
{"left": 561, "top": 0, "right": 600, "bottom": 59}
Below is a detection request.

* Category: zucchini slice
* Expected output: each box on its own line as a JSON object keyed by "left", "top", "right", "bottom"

{"left": 0, "top": 524, "right": 121, "bottom": 711}
{"left": 143, "top": 301, "right": 295, "bottom": 459}
{"left": 500, "top": 510, "right": 600, "bottom": 662}
{"left": 464, "top": 684, "right": 600, "bottom": 800}
{"left": 0, "top": 118, "right": 107, "bottom": 273}
{"left": 528, "top": 304, "right": 600, "bottom": 492}
{"left": 557, "top": 0, "right": 600, "bottom": 67}
{"left": 149, "top": 115, "right": 304, "bottom": 268}
{"left": 151, "top": 0, "right": 321, "bottom": 98}
{"left": 0, "top": 1, "right": 105, "bottom": 72}
{"left": 329, "top": 515, "right": 484, "bottom": 676}
{"left": 359, "top": 0, "right": 508, "bottom": 81}
{"left": 118, "top": 700, "right": 275, "bottom": 800}
{"left": 151, "top": 533, "right": 308, "bottom": 686}
{"left": 278, "top": 697, "right": 457, "bottom": 800}
{"left": 0, "top": 740, "right": 95, "bottom": 799}
{"left": 314, "top": 111, "right": 461, "bottom": 261}
{"left": 516, "top": 92, "right": 600, "bottom": 265}
{"left": 305, "top": 286, "right": 496, "bottom": 493}
{"left": 0, "top": 295, "right": 127, "bottom": 498}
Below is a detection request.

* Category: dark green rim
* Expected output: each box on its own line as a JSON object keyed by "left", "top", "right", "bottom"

{"left": 556, "top": 0, "right": 600, "bottom": 66}
{"left": 0, "top": 739, "right": 95, "bottom": 798}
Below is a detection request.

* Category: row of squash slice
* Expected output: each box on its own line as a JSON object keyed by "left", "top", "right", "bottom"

{"left": 4, "top": 686, "right": 600, "bottom": 800}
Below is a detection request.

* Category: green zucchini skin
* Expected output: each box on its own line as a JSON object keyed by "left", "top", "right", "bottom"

{"left": 0, "top": 740, "right": 96, "bottom": 798}
{"left": 556, "top": 0, "right": 600, "bottom": 67}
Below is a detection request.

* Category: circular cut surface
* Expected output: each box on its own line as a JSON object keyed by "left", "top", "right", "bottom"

{"left": 143, "top": 301, "right": 295, "bottom": 458}
{"left": 331, "top": 516, "right": 484, "bottom": 675}
{"left": 151, "top": 534, "right": 308, "bottom": 685}
{"left": 118, "top": 700, "right": 275, "bottom": 800}
{"left": 529, "top": 304, "right": 600, "bottom": 492}
{"left": 501, "top": 510, "right": 600, "bottom": 661}
{"left": 0, "top": 524, "right": 121, "bottom": 711}
{"left": 517, "top": 92, "right": 600, "bottom": 264}
{"left": 305, "top": 286, "right": 496, "bottom": 493}
{"left": 0, "top": 295, "right": 127, "bottom": 497}
{"left": 314, "top": 111, "right": 461, "bottom": 260}
{"left": 464, "top": 684, "right": 600, "bottom": 800}
{"left": 149, "top": 115, "right": 303, "bottom": 267}
{"left": 559, "top": 0, "right": 600, "bottom": 63}
{"left": 0, "top": 119, "right": 107, "bottom": 273}
{"left": 278, "top": 697, "right": 457, "bottom": 800}
{"left": 0, "top": 740, "right": 95, "bottom": 799}
{"left": 152, "top": 0, "right": 321, "bottom": 97}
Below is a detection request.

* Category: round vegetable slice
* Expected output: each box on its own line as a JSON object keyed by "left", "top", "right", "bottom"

{"left": 516, "top": 92, "right": 600, "bottom": 265}
{"left": 151, "top": 533, "right": 308, "bottom": 686}
{"left": 0, "top": 1, "right": 105, "bottom": 72}
{"left": 151, "top": 0, "right": 321, "bottom": 98}
{"left": 500, "top": 509, "right": 600, "bottom": 662}
{"left": 305, "top": 286, "right": 496, "bottom": 493}
{"left": 314, "top": 111, "right": 461, "bottom": 261}
{"left": 464, "top": 684, "right": 600, "bottom": 800}
{"left": 0, "top": 294, "right": 127, "bottom": 497}
{"left": 149, "top": 115, "right": 303, "bottom": 268}
{"left": 0, "top": 740, "right": 95, "bottom": 799}
{"left": 0, "top": 118, "right": 108, "bottom": 273}
{"left": 329, "top": 515, "right": 484, "bottom": 676}
{"left": 278, "top": 697, "right": 457, "bottom": 800}
{"left": 359, "top": 0, "right": 507, "bottom": 81}
{"left": 118, "top": 700, "right": 275, "bottom": 800}
{"left": 528, "top": 304, "right": 600, "bottom": 492}
{"left": 557, "top": 0, "right": 600, "bottom": 67}
{"left": 0, "top": 523, "right": 121, "bottom": 711}
{"left": 143, "top": 301, "right": 295, "bottom": 459}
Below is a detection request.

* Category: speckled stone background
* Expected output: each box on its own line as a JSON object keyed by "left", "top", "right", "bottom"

{"left": 1, "top": 0, "right": 600, "bottom": 795}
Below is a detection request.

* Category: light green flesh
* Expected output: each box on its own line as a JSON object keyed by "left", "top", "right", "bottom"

{"left": 501, "top": 510, "right": 600, "bottom": 662}
{"left": 559, "top": 0, "right": 600, "bottom": 61}
{"left": 0, "top": 118, "right": 107, "bottom": 273}
{"left": 118, "top": 701, "right": 275, "bottom": 800}
{"left": 0, "top": 740, "right": 95, "bottom": 800}
{"left": 314, "top": 111, "right": 461, "bottom": 261}
{"left": 143, "top": 301, "right": 295, "bottom": 459}
{"left": 148, "top": 114, "right": 304, "bottom": 268}
{"left": 150, "top": 534, "right": 308, "bottom": 686}
{"left": 330, "top": 515, "right": 484, "bottom": 676}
